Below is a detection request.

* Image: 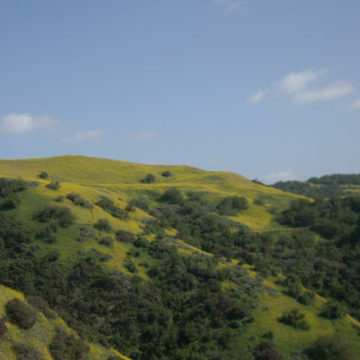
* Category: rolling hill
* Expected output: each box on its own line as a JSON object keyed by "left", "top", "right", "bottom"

{"left": 0, "top": 155, "right": 359, "bottom": 359}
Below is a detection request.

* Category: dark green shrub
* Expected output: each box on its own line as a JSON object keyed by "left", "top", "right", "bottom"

{"left": 46, "top": 181, "right": 60, "bottom": 190}
{"left": 94, "top": 219, "right": 112, "bottom": 232}
{"left": 66, "top": 192, "right": 93, "bottom": 209}
{"left": 298, "top": 291, "right": 315, "bottom": 306}
{"left": 36, "top": 205, "right": 75, "bottom": 228}
{"left": 49, "top": 327, "right": 89, "bottom": 360}
{"left": 320, "top": 300, "right": 347, "bottom": 319}
{"left": 306, "top": 335, "right": 355, "bottom": 360}
{"left": 125, "top": 259, "right": 137, "bottom": 273}
{"left": 116, "top": 230, "right": 135, "bottom": 243}
{"left": 161, "top": 170, "right": 172, "bottom": 177}
{"left": 5, "top": 298, "right": 37, "bottom": 329}
{"left": 278, "top": 309, "right": 309, "bottom": 330}
{"left": 0, "top": 178, "right": 28, "bottom": 198}
{"left": 217, "top": 195, "right": 248, "bottom": 215}
{"left": 38, "top": 171, "right": 48, "bottom": 179}
{"left": 0, "top": 195, "right": 20, "bottom": 210}
{"left": 140, "top": 173, "right": 155, "bottom": 184}
{"left": 96, "top": 196, "right": 128, "bottom": 220}
{"left": 98, "top": 236, "right": 114, "bottom": 247}
{"left": 54, "top": 195, "right": 64, "bottom": 203}
{"left": 160, "top": 187, "right": 184, "bottom": 204}
{"left": 13, "top": 342, "right": 42, "bottom": 360}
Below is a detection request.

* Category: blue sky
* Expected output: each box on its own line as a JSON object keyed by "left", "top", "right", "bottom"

{"left": 0, "top": 0, "right": 359, "bottom": 183}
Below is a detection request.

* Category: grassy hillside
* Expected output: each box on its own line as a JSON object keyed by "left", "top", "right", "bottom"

{"left": 0, "top": 155, "right": 359, "bottom": 359}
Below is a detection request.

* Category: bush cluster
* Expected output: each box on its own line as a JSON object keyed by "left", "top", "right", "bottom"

{"left": 5, "top": 298, "right": 37, "bottom": 329}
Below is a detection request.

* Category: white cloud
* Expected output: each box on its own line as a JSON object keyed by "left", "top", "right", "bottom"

{"left": 293, "top": 82, "right": 355, "bottom": 104}
{"left": 262, "top": 170, "right": 297, "bottom": 185}
{"left": 278, "top": 70, "right": 325, "bottom": 94}
{"left": 0, "top": 113, "right": 55, "bottom": 134}
{"left": 213, "top": 0, "right": 246, "bottom": 12}
{"left": 134, "top": 130, "right": 159, "bottom": 141}
{"left": 348, "top": 98, "right": 360, "bottom": 112}
{"left": 208, "top": 157, "right": 222, "bottom": 165}
{"left": 246, "top": 89, "right": 268, "bottom": 105}
{"left": 65, "top": 129, "right": 105, "bottom": 143}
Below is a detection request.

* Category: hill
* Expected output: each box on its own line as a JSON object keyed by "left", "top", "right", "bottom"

{"left": 271, "top": 173, "right": 360, "bottom": 199}
{"left": 0, "top": 155, "right": 359, "bottom": 359}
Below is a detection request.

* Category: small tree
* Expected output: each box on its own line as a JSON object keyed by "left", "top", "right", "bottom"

{"left": 38, "top": 171, "right": 48, "bottom": 179}
{"left": 94, "top": 218, "right": 112, "bottom": 232}
{"left": 140, "top": 174, "right": 156, "bottom": 184}
{"left": 5, "top": 298, "right": 37, "bottom": 329}
{"left": 161, "top": 170, "right": 172, "bottom": 177}
{"left": 320, "top": 300, "right": 347, "bottom": 319}
{"left": 278, "top": 308, "right": 310, "bottom": 330}
{"left": 46, "top": 180, "right": 60, "bottom": 190}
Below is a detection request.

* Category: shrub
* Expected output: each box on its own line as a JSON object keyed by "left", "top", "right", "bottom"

{"left": 36, "top": 205, "right": 75, "bottom": 228}
{"left": 12, "top": 342, "right": 42, "bottom": 360}
{"left": 49, "top": 327, "right": 89, "bottom": 360}
{"left": 306, "top": 335, "right": 356, "bottom": 360}
{"left": 297, "top": 291, "right": 315, "bottom": 306}
{"left": 125, "top": 259, "right": 137, "bottom": 273}
{"left": 217, "top": 195, "right": 248, "bottom": 215}
{"left": 160, "top": 187, "right": 184, "bottom": 204}
{"left": 0, "top": 178, "right": 28, "bottom": 198}
{"left": 98, "top": 236, "right": 114, "bottom": 247}
{"left": 96, "top": 196, "right": 129, "bottom": 220}
{"left": 94, "top": 218, "right": 112, "bottom": 232}
{"left": 320, "top": 300, "right": 347, "bottom": 319}
{"left": 0, "top": 195, "right": 20, "bottom": 210}
{"left": 38, "top": 171, "right": 48, "bottom": 179}
{"left": 5, "top": 298, "right": 37, "bottom": 329}
{"left": 116, "top": 230, "right": 135, "bottom": 243}
{"left": 66, "top": 192, "right": 93, "bottom": 209}
{"left": 140, "top": 173, "right": 156, "bottom": 184}
{"left": 278, "top": 309, "right": 309, "bottom": 330}
{"left": 54, "top": 195, "right": 64, "bottom": 203}
{"left": 35, "top": 224, "right": 58, "bottom": 244}
{"left": 161, "top": 170, "right": 172, "bottom": 177}
{"left": 46, "top": 181, "right": 60, "bottom": 190}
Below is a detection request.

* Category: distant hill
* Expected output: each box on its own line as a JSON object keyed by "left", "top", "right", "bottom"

{"left": 271, "top": 173, "right": 360, "bottom": 199}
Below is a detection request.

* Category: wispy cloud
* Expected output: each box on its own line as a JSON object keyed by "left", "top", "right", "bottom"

{"left": 348, "top": 98, "right": 360, "bottom": 112}
{"left": 65, "top": 129, "right": 105, "bottom": 143}
{"left": 0, "top": 113, "right": 56, "bottom": 134}
{"left": 246, "top": 89, "right": 268, "bottom": 105}
{"left": 207, "top": 157, "right": 222, "bottom": 166}
{"left": 278, "top": 70, "right": 325, "bottom": 94}
{"left": 213, "top": 0, "right": 247, "bottom": 12}
{"left": 262, "top": 170, "right": 297, "bottom": 185}
{"left": 247, "top": 69, "right": 355, "bottom": 107}
{"left": 134, "top": 130, "right": 159, "bottom": 141}
{"left": 293, "top": 82, "right": 355, "bottom": 104}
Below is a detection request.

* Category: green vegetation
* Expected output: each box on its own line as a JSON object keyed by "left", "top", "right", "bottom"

{"left": 0, "top": 156, "right": 360, "bottom": 359}
{"left": 5, "top": 299, "right": 37, "bottom": 329}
